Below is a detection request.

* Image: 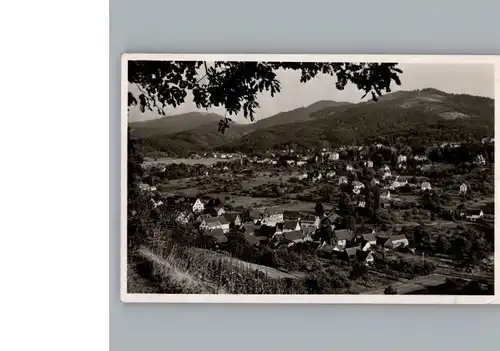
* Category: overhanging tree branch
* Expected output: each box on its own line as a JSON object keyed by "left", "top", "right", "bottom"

{"left": 127, "top": 60, "right": 403, "bottom": 132}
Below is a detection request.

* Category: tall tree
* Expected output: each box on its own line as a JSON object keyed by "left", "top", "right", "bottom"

{"left": 128, "top": 61, "right": 403, "bottom": 131}
{"left": 436, "top": 235, "right": 451, "bottom": 254}
{"left": 373, "top": 186, "right": 381, "bottom": 211}
{"left": 315, "top": 201, "right": 325, "bottom": 217}
{"left": 126, "top": 61, "right": 404, "bottom": 247}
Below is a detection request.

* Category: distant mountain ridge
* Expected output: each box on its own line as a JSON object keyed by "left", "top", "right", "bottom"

{"left": 129, "top": 100, "right": 350, "bottom": 138}
{"left": 247, "top": 100, "right": 352, "bottom": 131}
{"left": 129, "top": 112, "right": 225, "bottom": 137}
{"left": 132, "top": 89, "right": 494, "bottom": 155}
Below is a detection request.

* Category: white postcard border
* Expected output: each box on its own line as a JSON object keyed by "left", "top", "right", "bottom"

{"left": 120, "top": 53, "right": 500, "bottom": 304}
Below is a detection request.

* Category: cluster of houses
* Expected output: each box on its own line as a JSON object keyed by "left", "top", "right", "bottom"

{"left": 317, "top": 230, "right": 410, "bottom": 265}
{"left": 137, "top": 138, "right": 492, "bottom": 269}
{"left": 187, "top": 136, "right": 493, "bottom": 170}
{"left": 170, "top": 195, "right": 415, "bottom": 266}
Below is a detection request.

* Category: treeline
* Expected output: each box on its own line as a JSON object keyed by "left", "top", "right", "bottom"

{"left": 398, "top": 224, "right": 494, "bottom": 266}
{"left": 143, "top": 159, "right": 246, "bottom": 183}
{"left": 134, "top": 100, "right": 494, "bottom": 156}
{"left": 219, "top": 99, "right": 493, "bottom": 152}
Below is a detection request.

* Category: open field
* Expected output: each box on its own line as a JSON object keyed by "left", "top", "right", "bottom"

{"left": 239, "top": 171, "right": 301, "bottom": 190}
{"left": 144, "top": 157, "right": 239, "bottom": 166}
{"left": 255, "top": 201, "right": 336, "bottom": 214}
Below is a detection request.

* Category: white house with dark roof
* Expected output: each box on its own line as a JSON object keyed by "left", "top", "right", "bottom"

{"left": 334, "top": 229, "right": 354, "bottom": 249}
{"left": 421, "top": 182, "right": 432, "bottom": 191}
{"left": 475, "top": 155, "right": 486, "bottom": 166}
{"left": 459, "top": 183, "right": 468, "bottom": 194}
{"left": 199, "top": 216, "right": 230, "bottom": 233}
{"left": 214, "top": 206, "right": 226, "bottom": 217}
{"left": 192, "top": 198, "right": 205, "bottom": 213}
{"left": 389, "top": 235, "right": 409, "bottom": 248}
{"left": 352, "top": 181, "right": 365, "bottom": 193}
{"left": 224, "top": 213, "right": 242, "bottom": 228}
{"left": 263, "top": 208, "right": 284, "bottom": 222}
{"left": 334, "top": 247, "right": 374, "bottom": 265}
{"left": 462, "top": 209, "right": 484, "bottom": 222}
{"left": 360, "top": 233, "right": 377, "bottom": 251}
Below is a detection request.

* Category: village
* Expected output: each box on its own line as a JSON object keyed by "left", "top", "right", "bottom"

{"left": 136, "top": 137, "right": 494, "bottom": 294}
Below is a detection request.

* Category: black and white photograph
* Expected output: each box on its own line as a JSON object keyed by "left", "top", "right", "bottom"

{"left": 122, "top": 54, "right": 498, "bottom": 303}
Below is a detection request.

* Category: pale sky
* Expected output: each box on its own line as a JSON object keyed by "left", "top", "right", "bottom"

{"left": 128, "top": 63, "right": 494, "bottom": 123}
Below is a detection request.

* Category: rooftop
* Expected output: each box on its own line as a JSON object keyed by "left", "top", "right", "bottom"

{"left": 361, "top": 233, "right": 377, "bottom": 242}
{"left": 223, "top": 213, "right": 240, "bottom": 223}
{"left": 283, "top": 230, "right": 304, "bottom": 242}
{"left": 208, "top": 229, "right": 228, "bottom": 244}
{"left": 335, "top": 229, "right": 354, "bottom": 241}
{"left": 244, "top": 234, "right": 260, "bottom": 246}
{"left": 204, "top": 216, "right": 230, "bottom": 225}
{"left": 390, "top": 234, "right": 408, "bottom": 242}
{"left": 283, "top": 220, "right": 299, "bottom": 230}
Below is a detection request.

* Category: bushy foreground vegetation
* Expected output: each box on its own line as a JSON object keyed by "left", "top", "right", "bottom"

{"left": 130, "top": 239, "right": 358, "bottom": 295}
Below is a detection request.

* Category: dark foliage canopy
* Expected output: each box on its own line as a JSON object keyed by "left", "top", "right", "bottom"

{"left": 128, "top": 61, "right": 403, "bottom": 132}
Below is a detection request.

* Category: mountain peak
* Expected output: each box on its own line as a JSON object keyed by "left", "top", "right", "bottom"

{"left": 419, "top": 88, "right": 446, "bottom": 95}
{"left": 306, "top": 100, "right": 351, "bottom": 110}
